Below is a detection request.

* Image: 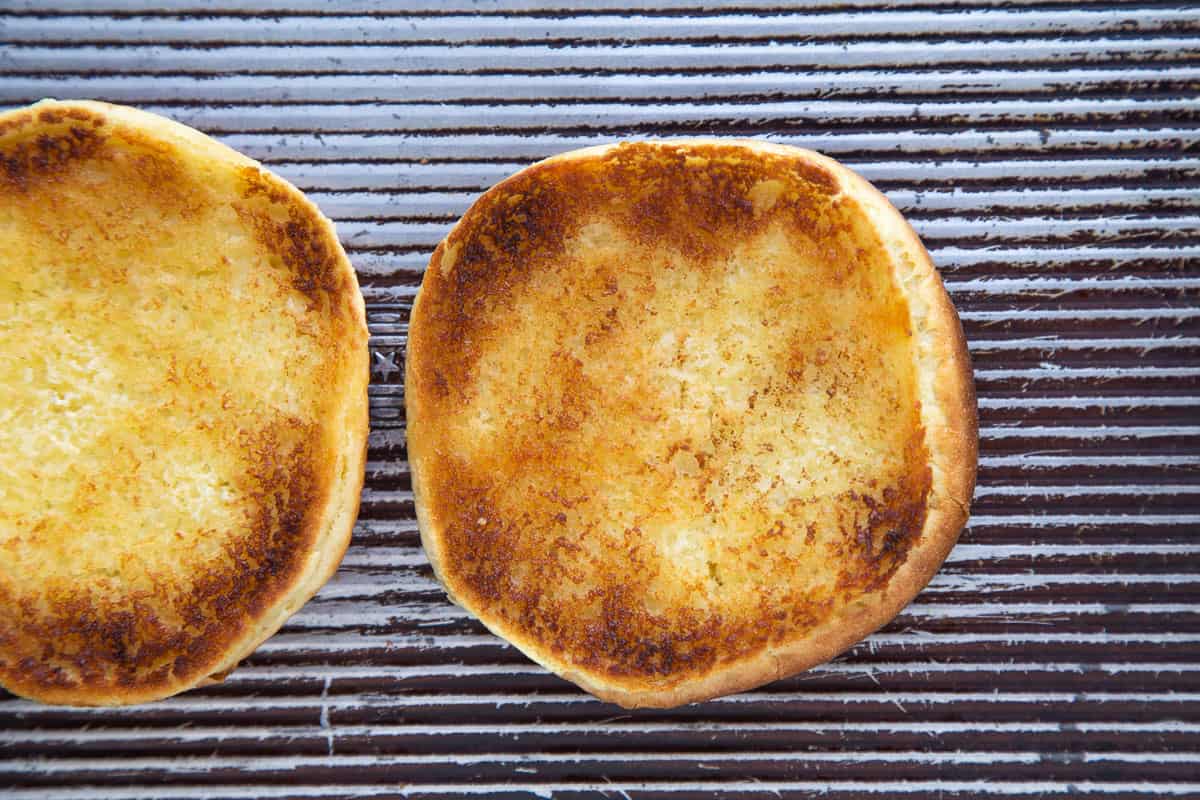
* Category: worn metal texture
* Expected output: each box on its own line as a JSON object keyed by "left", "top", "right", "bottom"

{"left": 1, "top": 1, "right": 1198, "bottom": 798}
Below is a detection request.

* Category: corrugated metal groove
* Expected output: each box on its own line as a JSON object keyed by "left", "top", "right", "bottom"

{"left": 7, "top": 39, "right": 1196, "bottom": 75}
{"left": 97, "top": 97, "right": 1200, "bottom": 133}
{"left": 3, "top": 0, "right": 1194, "bottom": 12}
{"left": 256, "top": 158, "right": 1200, "bottom": 192}
{"left": 4, "top": 68, "right": 1198, "bottom": 104}
{"left": 4, "top": 784, "right": 1200, "bottom": 800}
{"left": 7, "top": 10, "right": 1198, "bottom": 45}
{"left": 213, "top": 129, "right": 1200, "bottom": 162}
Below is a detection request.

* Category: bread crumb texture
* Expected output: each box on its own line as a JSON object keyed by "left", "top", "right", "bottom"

{"left": 410, "top": 142, "right": 932, "bottom": 685}
{"left": 0, "top": 103, "right": 363, "bottom": 701}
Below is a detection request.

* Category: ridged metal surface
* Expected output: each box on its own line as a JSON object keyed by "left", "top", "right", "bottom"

{"left": 1, "top": 1, "right": 1198, "bottom": 798}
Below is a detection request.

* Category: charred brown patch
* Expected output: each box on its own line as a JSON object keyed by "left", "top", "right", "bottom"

{"left": 36, "top": 107, "right": 99, "bottom": 127}
{"left": 789, "top": 157, "right": 838, "bottom": 195}
{"left": 1, "top": 108, "right": 214, "bottom": 239}
{"left": 835, "top": 433, "right": 933, "bottom": 594}
{"left": 221, "top": 414, "right": 327, "bottom": 614}
{"left": 239, "top": 165, "right": 291, "bottom": 205}
{"left": 237, "top": 190, "right": 348, "bottom": 309}
{"left": 604, "top": 142, "right": 837, "bottom": 262}
{"left": 0, "top": 111, "right": 33, "bottom": 138}
{"left": 410, "top": 168, "right": 584, "bottom": 407}
{"left": 0, "top": 119, "right": 106, "bottom": 191}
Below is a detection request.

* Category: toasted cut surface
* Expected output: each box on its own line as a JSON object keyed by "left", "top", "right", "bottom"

{"left": 0, "top": 100, "right": 369, "bottom": 706}
{"left": 407, "top": 140, "right": 976, "bottom": 708}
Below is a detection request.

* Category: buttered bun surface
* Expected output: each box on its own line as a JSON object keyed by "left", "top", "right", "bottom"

{"left": 408, "top": 139, "right": 977, "bottom": 708}
{"left": 0, "top": 100, "right": 369, "bottom": 705}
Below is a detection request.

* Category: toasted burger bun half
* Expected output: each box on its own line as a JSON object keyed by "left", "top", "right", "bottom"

{"left": 409, "top": 139, "right": 980, "bottom": 708}
{"left": 0, "top": 100, "right": 369, "bottom": 705}
{"left": 407, "top": 139, "right": 977, "bottom": 709}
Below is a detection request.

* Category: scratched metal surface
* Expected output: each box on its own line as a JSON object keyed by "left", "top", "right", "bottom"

{"left": 1, "top": 1, "right": 1198, "bottom": 798}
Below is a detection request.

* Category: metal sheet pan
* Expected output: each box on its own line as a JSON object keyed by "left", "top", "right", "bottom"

{"left": 2, "top": 2, "right": 1198, "bottom": 797}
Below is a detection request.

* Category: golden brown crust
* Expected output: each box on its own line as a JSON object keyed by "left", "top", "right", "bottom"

{"left": 0, "top": 100, "right": 369, "bottom": 706}
{"left": 407, "top": 139, "right": 975, "bottom": 708}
